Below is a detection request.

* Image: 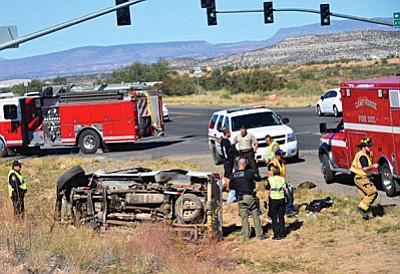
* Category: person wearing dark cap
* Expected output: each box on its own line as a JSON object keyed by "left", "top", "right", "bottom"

{"left": 350, "top": 137, "right": 379, "bottom": 219}
{"left": 232, "top": 126, "right": 259, "bottom": 173}
{"left": 267, "top": 149, "right": 298, "bottom": 217}
{"left": 268, "top": 149, "right": 286, "bottom": 178}
{"left": 8, "top": 160, "right": 27, "bottom": 218}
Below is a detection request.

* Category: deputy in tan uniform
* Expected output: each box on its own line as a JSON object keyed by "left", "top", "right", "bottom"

{"left": 350, "top": 137, "right": 379, "bottom": 220}
{"left": 232, "top": 126, "right": 258, "bottom": 173}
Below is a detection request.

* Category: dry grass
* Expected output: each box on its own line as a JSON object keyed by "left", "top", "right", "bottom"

{"left": 164, "top": 89, "right": 320, "bottom": 108}
{"left": 0, "top": 156, "right": 400, "bottom": 273}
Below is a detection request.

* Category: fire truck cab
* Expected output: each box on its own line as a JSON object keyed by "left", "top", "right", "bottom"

{"left": 319, "top": 75, "right": 400, "bottom": 197}
{"left": 0, "top": 84, "right": 164, "bottom": 156}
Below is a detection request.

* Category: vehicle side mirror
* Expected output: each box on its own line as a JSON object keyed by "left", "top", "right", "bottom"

{"left": 281, "top": 117, "right": 289, "bottom": 124}
{"left": 319, "top": 123, "right": 327, "bottom": 134}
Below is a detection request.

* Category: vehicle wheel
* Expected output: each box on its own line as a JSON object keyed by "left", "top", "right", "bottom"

{"left": 380, "top": 162, "right": 397, "bottom": 197}
{"left": 0, "top": 138, "right": 8, "bottom": 157}
{"left": 321, "top": 154, "right": 335, "bottom": 184}
{"left": 175, "top": 194, "right": 203, "bottom": 223}
{"left": 317, "top": 105, "right": 323, "bottom": 116}
{"left": 333, "top": 105, "right": 339, "bottom": 117}
{"left": 212, "top": 145, "right": 223, "bottom": 165}
{"left": 57, "top": 166, "right": 87, "bottom": 203}
{"left": 79, "top": 129, "right": 100, "bottom": 154}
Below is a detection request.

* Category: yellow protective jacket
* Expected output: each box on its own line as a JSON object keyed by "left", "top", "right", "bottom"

{"left": 8, "top": 170, "right": 27, "bottom": 197}
{"left": 270, "top": 158, "right": 286, "bottom": 177}
{"left": 265, "top": 141, "right": 279, "bottom": 161}
{"left": 350, "top": 150, "right": 372, "bottom": 176}
{"left": 268, "top": 176, "right": 287, "bottom": 200}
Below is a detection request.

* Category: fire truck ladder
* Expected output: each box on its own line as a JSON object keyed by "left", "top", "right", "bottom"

{"left": 59, "top": 90, "right": 123, "bottom": 104}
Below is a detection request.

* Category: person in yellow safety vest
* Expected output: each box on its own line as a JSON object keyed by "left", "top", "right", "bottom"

{"left": 350, "top": 137, "right": 379, "bottom": 220}
{"left": 267, "top": 149, "right": 286, "bottom": 178}
{"left": 264, "top": 166, "right": 289, "bottom": 240}
{"left": 8, "top": 160, "right": 27, "bottom": 218}
{"left": 265, "top": 135, "right": 280, "bottom": 165}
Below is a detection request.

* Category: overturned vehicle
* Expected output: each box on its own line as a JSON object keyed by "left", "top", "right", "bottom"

{"left": 56, "top": 166, "right": 223, "bottom": 237}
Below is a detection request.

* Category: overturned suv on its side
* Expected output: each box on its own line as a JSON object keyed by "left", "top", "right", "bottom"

{"left": 56, "top": 166, "right": 223, "bottom": 236}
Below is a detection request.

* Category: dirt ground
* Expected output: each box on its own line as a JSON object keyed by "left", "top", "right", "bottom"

{"left": 1, "top": 154, "right": 399, "bottom": 273}
{"left": 173, "top": 154, "right": 400, "bottom": 274}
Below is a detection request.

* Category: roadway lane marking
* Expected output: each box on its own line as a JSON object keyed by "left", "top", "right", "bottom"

{"left": 170, "top": 112, "right": 209, "bottom": 116}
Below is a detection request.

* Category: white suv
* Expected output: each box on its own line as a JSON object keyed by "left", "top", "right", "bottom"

{"left": 208, "top": 106, "right": 299, "bottom": 165}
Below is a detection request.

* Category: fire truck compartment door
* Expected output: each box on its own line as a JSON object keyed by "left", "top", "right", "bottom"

{"left": 0, "top": 101, "right": 23, "bottom": 146}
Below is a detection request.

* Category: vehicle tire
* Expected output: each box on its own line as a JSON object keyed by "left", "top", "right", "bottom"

{"left": 317, "top": 105, "right": 323, "bottom": 116}
{"left": 333, "top": 105, "right": 339, "bottom": 117}
{"left": 212, "top": 145, "right": 223, "bottom": 165}
{"left": 0, "top": 138, "right": 8, "bottom": 157}
{"left": 78, "top": 129, "right": 101, "bottom": 154}
{"left": 380, "top": 162, "right": 397, "bottom": 197}
{"left": 57, "top": 166, "right": 87, "bottom": 203}
{"left": 175, "top": 193, "right": 203, "bottom": 223}
{"left": 321, "top": 154, "right": 335, "bottom": 184}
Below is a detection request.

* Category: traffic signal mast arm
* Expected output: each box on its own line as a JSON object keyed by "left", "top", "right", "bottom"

{"left": 216, "top": 8, "right": 394, "bottom": 27}
{"left": 0, "top": 0, "right": 145, "bottom": 51}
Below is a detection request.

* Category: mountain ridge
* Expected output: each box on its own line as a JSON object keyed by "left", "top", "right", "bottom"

{"left": 0, "top": 17, "right": 397, "bottom": 80}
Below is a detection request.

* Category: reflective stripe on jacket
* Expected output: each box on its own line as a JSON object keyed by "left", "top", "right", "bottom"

{"left": 350, "top": 151, "right": 372, "bottom": 176}
{"left": 266, "top": 141, "right": 279, "bottom": 161}
{"left": 8, "top": 170, "right": 27, "bottom": 197}
{"left": 268, "top": 176, "right": 286, "bottom": 200}
{"left": 271, "top": 158, "right": 286, "bottom": 177}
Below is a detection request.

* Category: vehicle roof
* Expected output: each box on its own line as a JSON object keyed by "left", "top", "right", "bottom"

{"left": 212, "top": 106, "right": 273, "bottom": 117}
{"left": 341, "top": 76, "right": 400, "bottom": 89}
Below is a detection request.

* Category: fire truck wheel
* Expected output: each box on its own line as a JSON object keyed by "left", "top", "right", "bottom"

{"left": 322, "top": 154, "right": 335, "bottom": 184}
{"left": 79, "top": 130, "right": 101, "bottom": 154}
{"left": 175, "top": 194, "right": 203, "bottom": 223}
{"left": 317, "top": 105, "right": 323, "bottom": 116}
{"left": 380, "top": 162, "right": 397, "bottom": 197}
{"left": 0, "top": 138, "right": 8, "bottom": 157}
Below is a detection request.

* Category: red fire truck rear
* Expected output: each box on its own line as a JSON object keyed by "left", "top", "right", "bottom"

{"left": 319, "top": 75, "right": 400, "bottom": 197}
{"left": 0, "top": 84, "right": 164, "bottom": 156}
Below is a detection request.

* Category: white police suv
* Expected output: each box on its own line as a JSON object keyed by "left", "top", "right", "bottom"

{"left": 208, "top": 106, "right": 298, "bottom": 165}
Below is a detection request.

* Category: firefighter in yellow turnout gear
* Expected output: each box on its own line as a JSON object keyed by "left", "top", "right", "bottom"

{"left": 350, "top": 138, "right": 378, "bottom": 220}
{"left": 8, "top": 160, "right": 27, "bottom": 218}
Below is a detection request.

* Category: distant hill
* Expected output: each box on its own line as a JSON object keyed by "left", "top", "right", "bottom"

{"left": 0, "top": 18, "right": 397, "bottom": 80}
{"left": 168, "top": 30, "right": 400, "bottom": 70}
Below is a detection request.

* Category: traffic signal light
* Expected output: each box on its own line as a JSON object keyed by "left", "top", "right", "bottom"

{"left": 263, "top": 2, "right": 274, "bottom": 24}
{"left": 207, "top": 7, "right": 217, "bottom": 26}
{"left": 320, "top": 4, "right": 330, "bottom": 26}
{"left": 116, "top": 0, "right": 131, "bottom": 26}
{"left": 201, "top": 0, "right": 215, "bottom": 9}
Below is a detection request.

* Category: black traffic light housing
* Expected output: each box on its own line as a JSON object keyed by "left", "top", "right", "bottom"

{"left": 320, "top": 4, "right": 330, "bottom": 26}
{"left": 116, "top": 0, "right": 131, "bottom": 26}
{"left": 263, "top": 2, "right": 274, "bottom": 24}
{"left": 201, "top": 0, "right": 215, "bottom": 9}
{"left": 207, "top": 7, "right": 217, "bottom": 26}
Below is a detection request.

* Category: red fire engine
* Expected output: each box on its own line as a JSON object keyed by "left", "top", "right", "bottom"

{"left": 0, "top": 84, "right": 164, "bottom": 156}
{"left": 319, "top": 75, "right": 400, "bottom": 197}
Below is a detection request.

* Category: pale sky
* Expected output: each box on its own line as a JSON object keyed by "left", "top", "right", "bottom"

{"left": 0, "top": 0, "right": 398, "bottom": 59}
